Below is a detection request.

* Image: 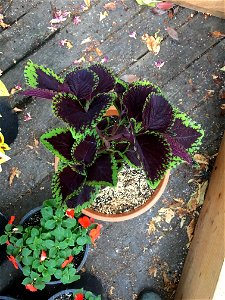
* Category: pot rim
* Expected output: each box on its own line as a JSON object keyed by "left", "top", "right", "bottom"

{"left": 19, "top": 207, "right": 89, "bottom": 285}
{"left": 48, "top": 289, "right": 97, "bottom": 300}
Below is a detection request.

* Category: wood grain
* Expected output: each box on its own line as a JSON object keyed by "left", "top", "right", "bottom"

{"left": 175, "top": 132, "right": 225, "bottom": 299}
{"left": 172, "top": 0, "right": 225, "bottom": 18}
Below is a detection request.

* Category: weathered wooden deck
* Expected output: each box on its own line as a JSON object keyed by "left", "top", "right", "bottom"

{"left": 0, "top": 0, "right": 224, "bottom": 299}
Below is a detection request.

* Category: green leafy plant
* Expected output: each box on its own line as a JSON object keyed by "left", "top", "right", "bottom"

{"left": 73, "top": 289, "right": 101, "bottom": 300}
{"left": 22, "top": 61, "right": 204, "bottom": 212}
{"left": 0, "top": 201, "right": 101, "bottom": 291}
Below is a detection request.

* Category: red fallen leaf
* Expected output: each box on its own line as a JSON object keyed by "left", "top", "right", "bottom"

{"left": 66, "top": 208, "right": 75, "bottom": 218}
{"left": 8, "top": 215, "right": 15, "bottom": 224}
{"left": 61, "top": 255, "right": 73, "bottom": 268}
{"left": 74, "top": 294, "right": 84, "bottom": 300}
{"left": 89, "top": 224, "right": 102, "bottom": 246}
{"left": 25, "top": 284, "right": 38, "bottom": 292}
{"left": 157, "top": 2, "right": 174, "bottom": 10}
{"left": 78, "top": 216, "right": 93, "bottom": 228}
{"left": 166, "top": 26, "right": 179, "bottom": 40}
{"left": 7, "top": 255, "right": 19, "bottom": 269}
{"left": 40, "top": 250, "right": 47, "bottom": 262}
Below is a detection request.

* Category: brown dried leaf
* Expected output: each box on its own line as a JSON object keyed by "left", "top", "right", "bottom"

{"left": 99, "top": 11, "right": 108, "bottom": 21}
{"left": 9, "top": 167, "right": 21, "bottom": 186}
{"left": 166, "top": 26, "right": 179, "bottom": 40}
{"left": 108, "top": 286, "right": 115, "bottom": 296}
{"left": 84, "top": 0, "right": 91, "bottom": 8}
{"left": 148, "top": 266, "right": 157, "bottom": 277}
{"left": 148, "top": 220, "right": 156, "bottom": 235}
{"left": 95, "top": 47, "right": 103, "bottom": 56}
{"left": 186, "top": 218, "right": 196, "bottom": 242}
{"left": 120, "top": 74, "right": 139, "bottom": 83}
{"left": 220, "top": 104, "right": 225, "bottom": 115}
{"left": 187, "top": 181, "right": 208, "bottom": 212}
{"left": 163, "top": 271, "right": 177, "bottom": 292}
{"left": 210, "top": 31, "right": 225, "bottom": 38}
{"left": 104, "top": 2, "right": 117, "bottom": 10}
{"left": 13, "top": 107, "right": 23, "bottom": 112}
{"left": 158, "top": 207, "right": 175, "bottom": 223}
{"left": 141, "top": 33, "right": 162, "bottom": 55}
{"left": 194, "top": 153, "right": 209, "bottom": 165}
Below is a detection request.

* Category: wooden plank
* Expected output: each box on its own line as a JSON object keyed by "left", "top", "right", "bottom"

{"left": 175, "top": 132, "right": 225, "bottom": 300}
{"left": 172, "top": 0, "right": 225, "bottom": 19}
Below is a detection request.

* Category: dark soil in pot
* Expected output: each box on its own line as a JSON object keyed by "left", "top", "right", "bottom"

{"left": 19, "top": 207, "right": 89, "bottom": 284}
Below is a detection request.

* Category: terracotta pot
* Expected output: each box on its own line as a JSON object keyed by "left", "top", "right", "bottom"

{"left": 54, "top": 105, "right": 170, "bottom": 222}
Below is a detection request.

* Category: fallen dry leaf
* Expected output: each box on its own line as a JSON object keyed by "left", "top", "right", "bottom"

{"left": 81, "top": 36, "right": 92, "bottom": 44}
{"left": 163, "top": 271, "right": 177, "bottom": 292}
{"left": 0, "top": 14, "right": 10, "bottom": 29}
{"left": 156, "top": 2, "right": 174, "bottom": 10}
{"left": 187, "top": 181, "right": 208, "bottom": 212}
{"left": 104, "top": 2, "right": 117, "bottom": 10}
{"left": 84, "top": 0, "right": 91, "bottom": 8}
{"left": 120, "top": 74, "right": 139, "bottom": 83}
{"left": 180, "top": 216, "right": 186, "bottom": 228}
{"left": 186, "top": 218, "right": 196, "bottom": 242}
{"left": 221, "top": 103, "right": 225, "bottom": 115}
{"left": 210, "top": 31, "right": 225, "bottom": 38}
{"left": 148, "top": 266, "right": 157, "bottom": 277}
{"left": 99, "top": 11, "right": 108, "bottom": 21}
{"left": 148, "top": 220, "right": 156, "bottom": 235}
{"left": 158, "top": 207, "right": 175, "bottom": 223}
{"left": 166, "top": 26, "right": 179, "bottom": 40}
{"left": 194, "top": 153, "right": 209, "bottom": 165}
{"left": 141, "top": 32, "right": 163, "bottom": 55}
{"left": 9, "top": 167, "right": 21, "bottom": 186}
{"left": 13, "top": 107, "right": 23, "bottom": 112}
{"left": 95, "top": 47, "right": 103, "bottom": 56}
{"left": 108, "top": 286, "right": 115, "bottom": 296}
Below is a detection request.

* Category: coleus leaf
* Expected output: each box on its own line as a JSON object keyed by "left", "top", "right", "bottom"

{"left": 169, "top": 109, "right": 204, "bottom": 154}
{"left": 123, "top": 145, "right": 142, "bottom": 168}
{"left": 86, "top": 153, "right": 118, "bottom": 187}
{"left": 53, "top": 92, "right": 114, "bottom": 130}
{"left": 71, "top": 129, "right": 100, "bottom": 166}
{"left": 66, "top": 185, "right": 100, "bottom": 210}
{"left": 142, "top": 93, "right": 174, "bottom": 132}
{"left": 134, "top": 132, "right": 172, "bottom": 188}
{"left": 52, "top": 165, "right": 86, "bottom": 201}
{"left": 65, "top": 68, "right": 98, "bottom": 101}
{"left": 88, "top": 64, "right": 116, "bottom": 97}
{"left": 41, "top": 128, "right": 74, "bottom": 163}
{"left": 24, "top": 60, "right": 63, "bottom": 89}
{"left": 21, "top": 88, "right": 56, "bottom": 99}
{"left": 122, "top": 82, "right": 160, "bottom": 122}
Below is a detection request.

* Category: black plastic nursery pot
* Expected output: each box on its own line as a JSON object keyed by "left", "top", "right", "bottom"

{"left": 48, "top": 289, "right": 98, "bottom": 300}
{"left": 19, "top": 206, "right": 89, "bottom": 285}
{"left": 0, "top": 212, "right": 8, "bottom": 264}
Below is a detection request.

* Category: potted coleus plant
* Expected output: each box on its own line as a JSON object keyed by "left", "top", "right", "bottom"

{"left": 48, "top": 288, "right": 101, "bottom": 300}
{"left": 22, "top": 61, "right": 204, "bottom": 221}
{"left": 0, "top": 200, "right": 102, "bottom": 291}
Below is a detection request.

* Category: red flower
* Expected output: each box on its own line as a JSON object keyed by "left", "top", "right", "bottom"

{"left": 66, "top": 208, "right": 75, "bottom": 218}
{"left": 74, "top": 294, "right": 84, "bottom": 300}
{"left": 8, "top": 216, "right": 15, "bottom": 224}
{"left": 40, "top": 250, "right": 47, "bottom": 262}
{"left": 78, "top": 216, "right": 94, "bottom": 228}
{"left": 89, "top": 224, "right": 102, "bottom": 246}
{"left": 25, "top": 284, "right": 38, "bottom": 292}
{"left": 61, "top": 255, "right": 73, "bottom": 268}
{"left": 6, "top": 240, "right": 10, "bottom": 245}
{"left": 7, "top": 255, "right": 19, "bottom": 269}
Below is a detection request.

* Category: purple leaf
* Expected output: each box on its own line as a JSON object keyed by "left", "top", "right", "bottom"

{"left": 65, "top": 68, "right": 97, "bottom": 101}
{"left": 66, "top": 185, "right": 97, "bottom": 208}
{"left": 41, "top": 128, "right": 74, "bottom": 162}
{"left": 169, "top": 118, "right": 202, "bottom": 149}
{"left": 21, "top": 88, "right": 56, "bottom": 99}
{"left": 52, "top": 165, "right": 86, "bottom": 201}
{"left": 36, "top": 69, "right": 61, "bottom": 91}
{"left": 163, "top": 134, "right": 192, "bottom": 163}
{"left": 87, "top": 153, "right": 117, "bottom": 186}
{"left": 123, "top": 84, "right": 158, "bottom": 122}
{"left": 88, "top": 64, "right": 115, "bottom": 96}
{"left": 142, "top": 93, "right": 174, "bottom": 132}
{"left": 125, "top": 145, "right": 141, "bottom": 167}
{"left": 135, "top": 133, "right": 171, "bottom": 185}
{"left": 72, "top": 134, "right": 98, "bottom": 166}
